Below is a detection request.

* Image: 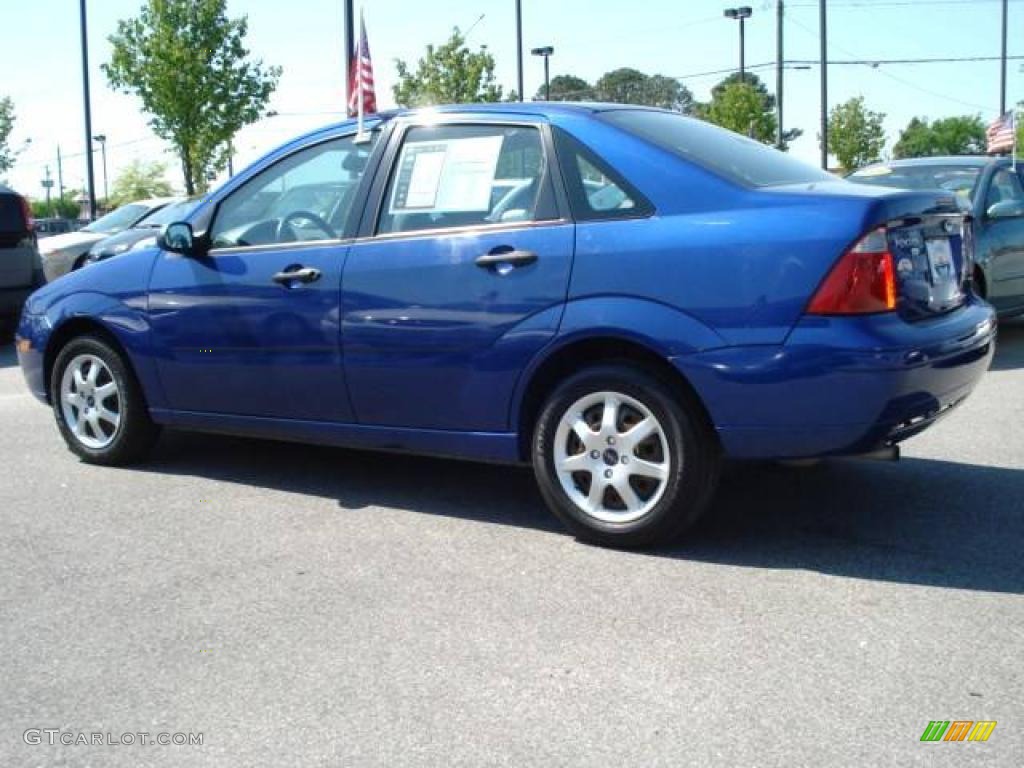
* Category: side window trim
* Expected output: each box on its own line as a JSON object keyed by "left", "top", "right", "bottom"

{"left": 551, "top": 126, "right": 655, "bottom": 223}
{"left": 205, "top": 124, "right": 391, "bottom": 254}
{"left": 356, "top": 118, "right": 569, "bottom": 241}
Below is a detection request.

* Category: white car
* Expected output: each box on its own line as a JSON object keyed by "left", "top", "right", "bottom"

{"left": 39, "top": 197, "right": 179, "bottom": 282}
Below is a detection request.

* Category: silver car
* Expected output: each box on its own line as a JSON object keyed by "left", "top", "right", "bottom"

{"left": 38, "top": 197, "right": 179, "bottom": 282}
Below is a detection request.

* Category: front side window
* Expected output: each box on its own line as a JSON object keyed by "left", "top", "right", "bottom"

{"left": 377, "top": 124, "right": 554, "bottom": 235}
{"left": 210, "top": 133, "right": 378, "bottom": 249}
{"left": 986, "top": 168, "right": 1024, "bottom": 211}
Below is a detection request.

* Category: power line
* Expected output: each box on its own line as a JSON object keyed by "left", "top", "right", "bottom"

{"left": 785, "top": 14, "right": 1003, "bottom": 112}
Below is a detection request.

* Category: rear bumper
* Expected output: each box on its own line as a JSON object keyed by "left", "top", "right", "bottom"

{"left": 673, "top": 299, "right": 997, "bottom": 459}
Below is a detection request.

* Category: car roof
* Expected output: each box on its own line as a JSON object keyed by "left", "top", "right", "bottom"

{"left": 283, "top": 102, "right": 665, "bottom": 149}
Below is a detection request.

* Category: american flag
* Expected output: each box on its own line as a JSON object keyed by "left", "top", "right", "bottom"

{"left": 986, "top": 111, "right": 1016, "bottom": 154}
{"left": 347, "top": 11, "right": 376, "bottom": 118}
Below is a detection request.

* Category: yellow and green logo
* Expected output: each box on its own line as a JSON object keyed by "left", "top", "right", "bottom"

{"left": 920, "top": 721, "right": 996, "bottom": 742}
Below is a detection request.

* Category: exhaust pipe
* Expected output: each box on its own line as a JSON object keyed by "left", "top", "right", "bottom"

{"left": 851, "top": 445, "right": 901, "bottom": 462}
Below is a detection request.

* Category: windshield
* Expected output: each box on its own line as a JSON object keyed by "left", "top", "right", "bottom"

{"left": 848, "top": 164, "right": 982, "bottom": 199}
{"left": 82, "top": 203, "right": 151, "bottom": 234}
{"left": 134, "top": 199, "right": 199, "bottom": 228}
{"left": 600, "top": 109, "right": 835, "bottom": 188}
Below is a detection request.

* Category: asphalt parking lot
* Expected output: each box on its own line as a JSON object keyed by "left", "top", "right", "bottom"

{"left": 1, "top": 321, "right": 1021, "bottom": 767}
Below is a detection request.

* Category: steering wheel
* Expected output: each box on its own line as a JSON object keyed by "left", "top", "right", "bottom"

{"left": 275, "top": 210, "right": 338, "bottom": 242}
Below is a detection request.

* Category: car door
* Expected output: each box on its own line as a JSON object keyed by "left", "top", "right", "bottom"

{"left": 341, "top": 118, "right": 575, "bottom": 432}
{"left": 977, "top": 166, "right": 1024, "bottom": 311}
{"left": 148, "top": 130, "right": 382, "bottom": 421}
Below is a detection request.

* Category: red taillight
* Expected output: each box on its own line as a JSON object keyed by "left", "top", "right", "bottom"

{"left": 807, "top": 228, "right": 897, "bottom": 315}
{"left": 18, "top": 195, "right": 33, "bottom": 232}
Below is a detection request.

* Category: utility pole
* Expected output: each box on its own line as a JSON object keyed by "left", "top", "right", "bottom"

{"left": 79, "top": 0, "right": 97, "bottom": 219}
{"left": 819, "top": 0, "right": 828, "bottom": 170}
{"left": 344, "top": 0, "right": 355, "bottom": 107}
{"left": 42, "top": 166, "right": 54, "bottom": 216}
{"left": 515, "top": 0, "right": 524, "bottom": 101}
{"left": 776, "top": 0, "right": 785, "bottom": 149}
{"left": 1000, "top": 0, "right": 1008, "bottom": 115}
{"left": 56, "top": 145, "right": 64, "bottom": 199}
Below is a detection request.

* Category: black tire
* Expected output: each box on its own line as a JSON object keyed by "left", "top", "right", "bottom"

{"left": 50, "top": 334, "right": 160, "bottom": 465}
{"left": 532, "top": 364, "right": 720, "bottom": 548}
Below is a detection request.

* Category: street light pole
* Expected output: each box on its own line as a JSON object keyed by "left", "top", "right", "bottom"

{"left": 531, "top": 46, "right": 554, "bottom": 100}
{"left": 93, "top": 134, "right": 108, "bottom": 206}
{"left": 78, "top": 0, "right": 97, "bottom": 220}
{"left": 776, "top": 0, "right": 785, "bottom": 149}
{"left": 1000, "top": 0, "right": 1008, "bottom": 115}
{"left": 515, "top": 0, "right": 524, "bottom": 101}
{"left": 724, "top": 7, "right": 753, "bottom": 83}
{"left": 819, "top": 0, "right": 828, "bottom": 170}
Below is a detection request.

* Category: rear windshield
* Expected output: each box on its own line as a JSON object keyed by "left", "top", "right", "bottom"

{"left": 134, "top": 199, "right": 198, "bottom": 228}
{"left": 848, "top": 164, "right": 981, "bottom": 199}
{"left": 0, "top": 194, "right": 26, "bottom": 234}
{"left": 600, "top": 109, "right": 834, "bottom": 188}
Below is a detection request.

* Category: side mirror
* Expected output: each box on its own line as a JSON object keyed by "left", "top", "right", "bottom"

{"left": 159, "top": 221, "right": 197, "bottom": 255}
{"left": 986, "top": 200, "right": 1024, "bottom": 220}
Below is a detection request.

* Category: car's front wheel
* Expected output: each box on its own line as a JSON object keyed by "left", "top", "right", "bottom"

{"left": 51, "top": 335, "right": 160, "bottom": 465}
{"left": 532, "top": 365, "right": 719, "bottom": 548}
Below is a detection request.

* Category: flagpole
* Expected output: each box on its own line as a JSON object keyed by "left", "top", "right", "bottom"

{"left": 355, "top": 7, "right": 368, "bottom": 143}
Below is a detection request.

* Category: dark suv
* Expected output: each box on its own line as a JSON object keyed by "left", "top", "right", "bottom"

{"left": 0, "top": 185, "right": 44, "bottom": 334}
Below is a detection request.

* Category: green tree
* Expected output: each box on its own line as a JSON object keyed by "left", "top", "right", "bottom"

{"left": 31, "top": 195, "right": 81, "bottom": 220}
{"left": 593, "top": 68, "right": 693, "bottom": 113}
{"left": 109, "top": 160, "right": 175, "bottom": 206}
{"left": 700, "top": 82, "right": 777, "bottom": 143}
{"left": 826, "top": 96, "right": 886, "bottom": 172}
{"left": 393, "top": 28, "right": 503, "bottom": 107}
{"left": 893, "top": 115, "right": 987, "bottom": 158}
{"left": 103, "top": 0, "right": 280, "bottom": 195}
{"left": 699, "top": 73, "right": 800, "bottom": 147}
{"left": 0, "top": 96, "right": 15, "bottom": 174}
{"left": 535, "top": 74, "right": 594, "bottom": 102}
{"left": 595, "top": 67, "right": 647, "bottom": 104}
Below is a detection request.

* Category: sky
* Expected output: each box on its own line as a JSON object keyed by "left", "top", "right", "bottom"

{"left": 2, "top": 0, "right": 1021, "bottom": 201}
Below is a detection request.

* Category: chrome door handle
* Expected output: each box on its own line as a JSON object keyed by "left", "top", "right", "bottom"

{"left": 475, "top": 249, "right": 538, "bottom": 269}
{"left": 272, "top": 266, "right": 321, "bottom": 285}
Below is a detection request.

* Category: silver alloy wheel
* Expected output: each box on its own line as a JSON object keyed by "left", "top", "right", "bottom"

{"left": 60, "top": 354, "right": 122, "bottom": 450}
{"left": 553, "top": 391, "right": 673, "bottom": 524}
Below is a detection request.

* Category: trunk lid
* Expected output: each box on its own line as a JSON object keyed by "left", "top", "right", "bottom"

{"left": 772, "top": 180, "right": 970, "bottom": 320}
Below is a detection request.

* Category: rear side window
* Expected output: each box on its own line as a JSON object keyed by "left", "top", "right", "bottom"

{"left": 601, "top": 109, "right": 834, "bottom": 188}
{"left": 552, "top": 127, "right": 652, "bottom": 221}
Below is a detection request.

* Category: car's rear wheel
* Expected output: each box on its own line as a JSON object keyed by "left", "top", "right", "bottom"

{"left": 532, "top": 365, "right": 719, "bottom": 548}
{"left": 51, "top": 335, "right": 160, "bottom": 465}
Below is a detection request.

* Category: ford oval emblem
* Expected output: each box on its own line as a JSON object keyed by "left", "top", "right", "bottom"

{"left": 942, "top": 219, "right": 956, "bottom": 234}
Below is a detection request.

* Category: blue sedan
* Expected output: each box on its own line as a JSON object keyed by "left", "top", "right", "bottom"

{"left": 15, "top": 104, "right": 996, "bottom": 547}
